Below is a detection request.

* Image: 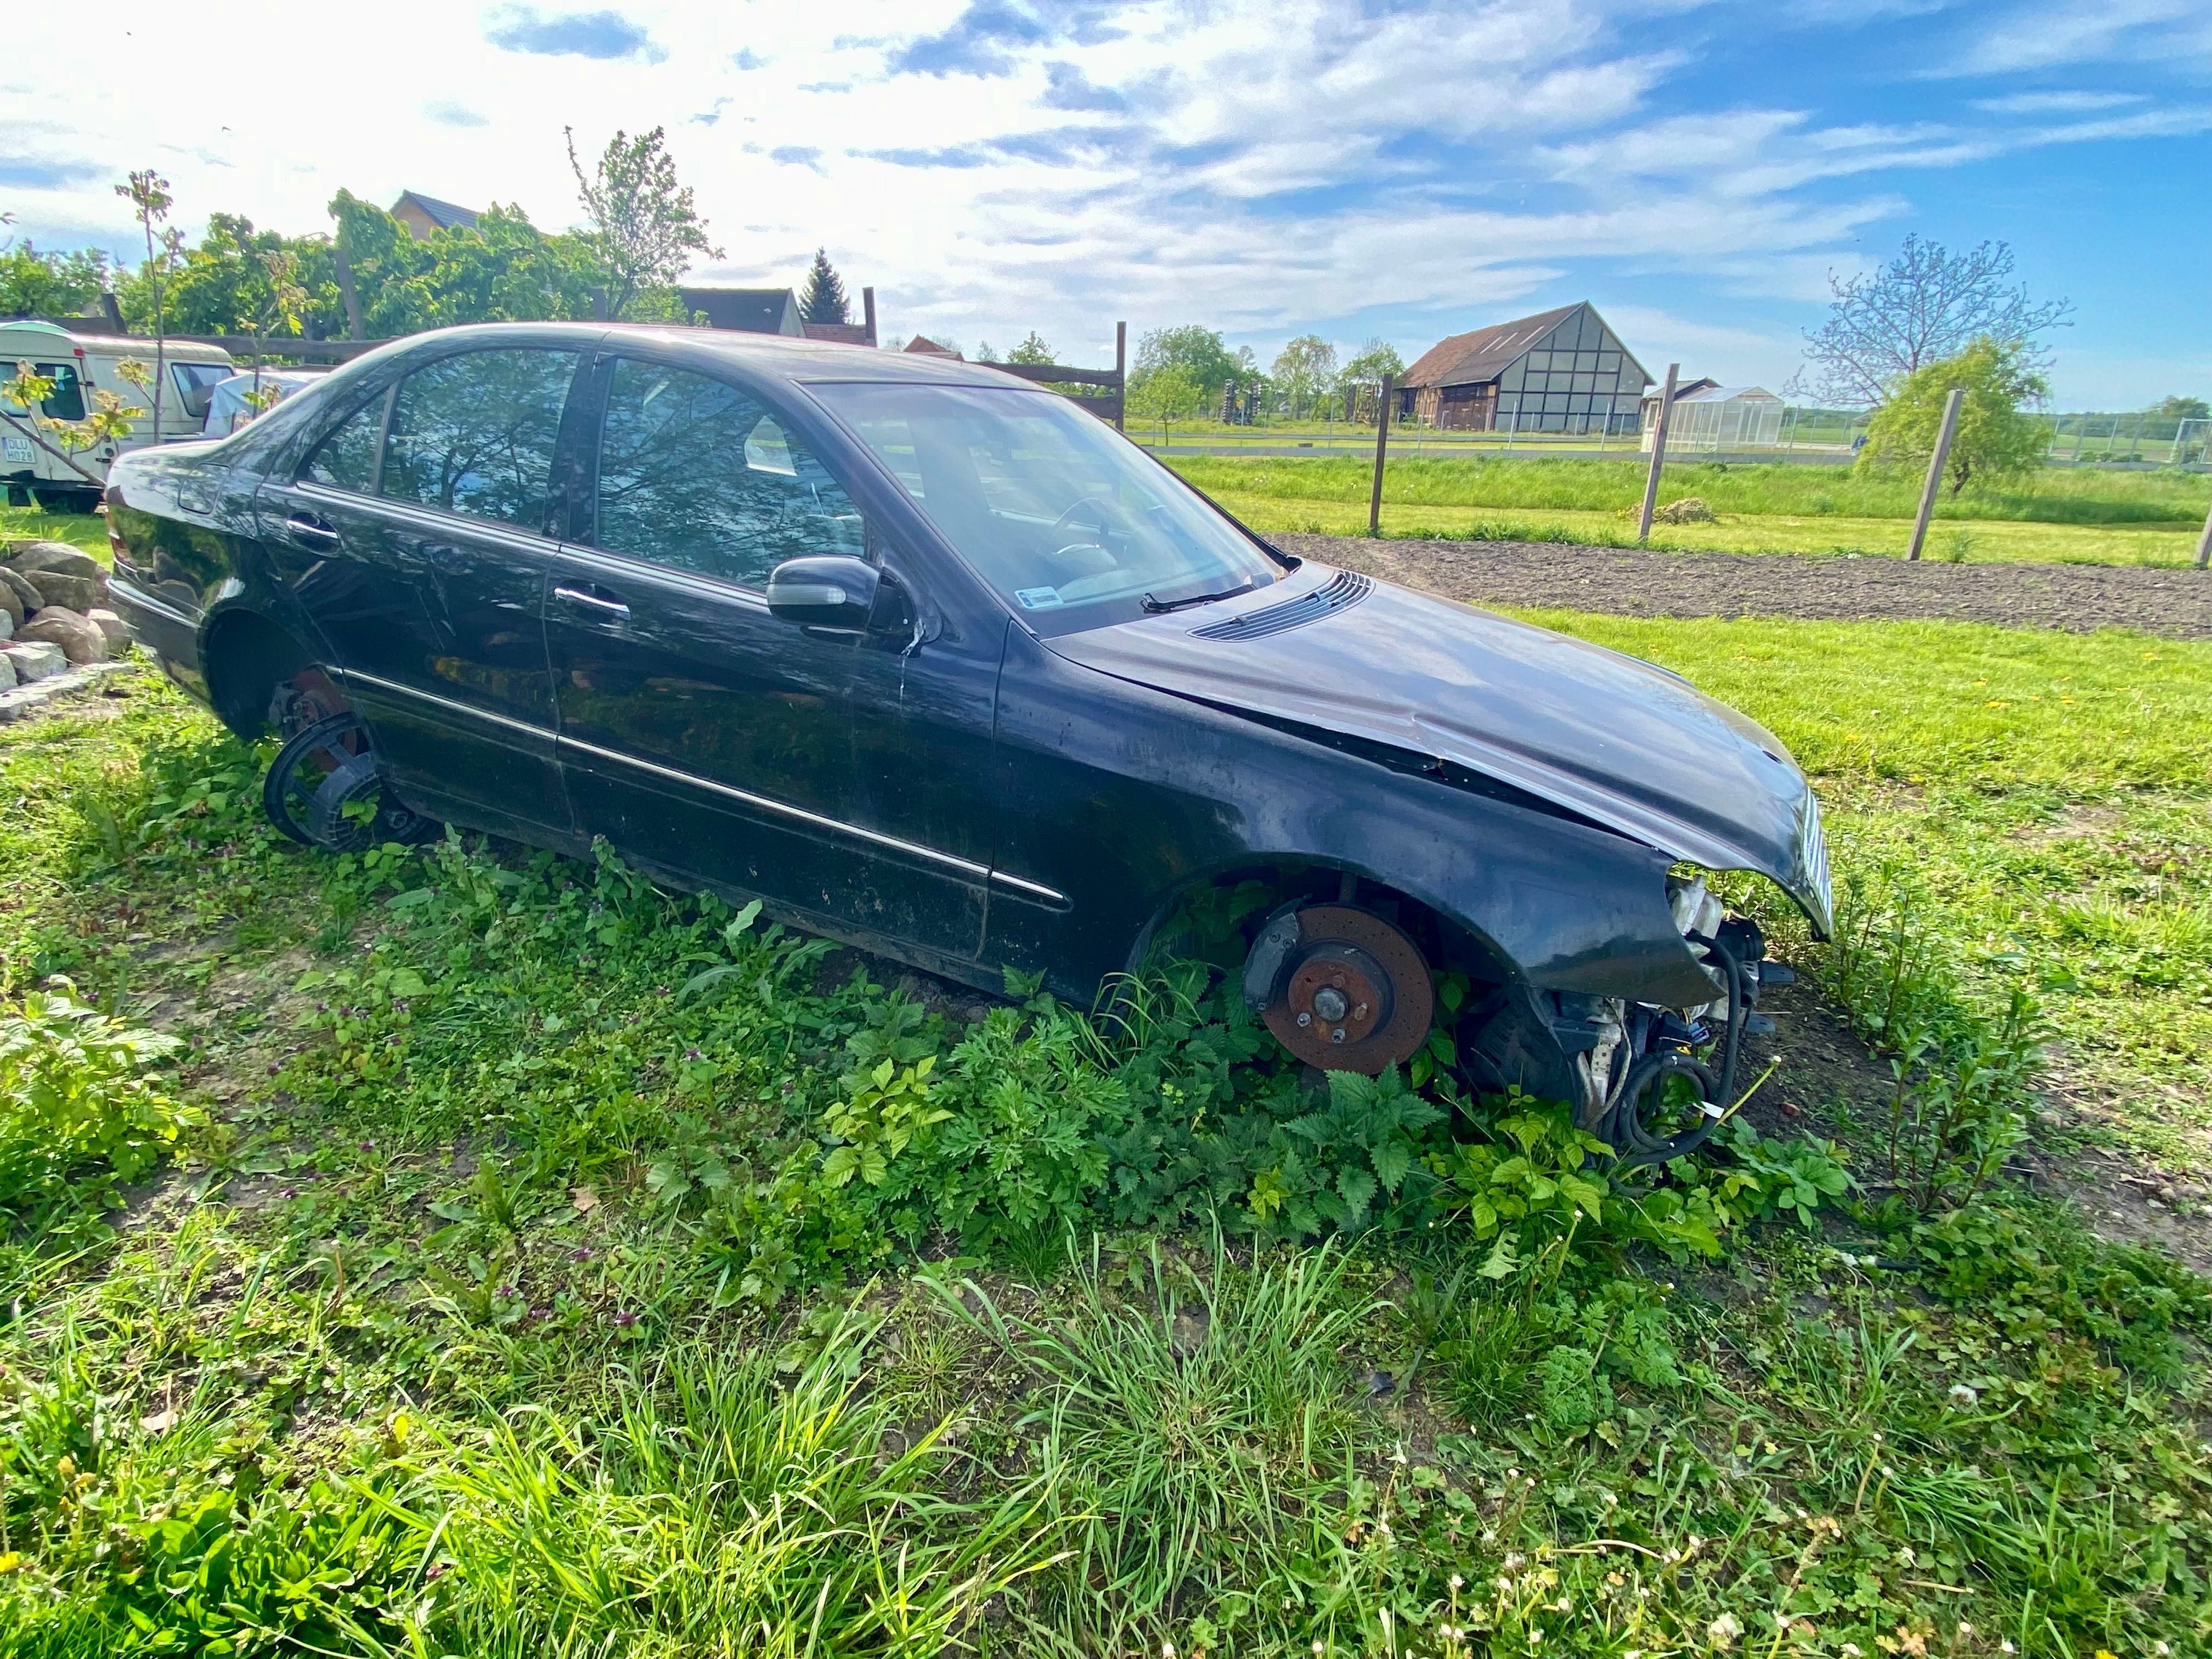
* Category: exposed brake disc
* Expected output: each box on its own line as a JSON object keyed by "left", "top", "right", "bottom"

{"left": 1255, "top": 904, "right": 1435, "bottom": 1075}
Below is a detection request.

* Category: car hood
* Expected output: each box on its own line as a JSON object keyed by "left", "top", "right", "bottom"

{"left": 1043, "top": 563, "right": 1831, "bottom": 933}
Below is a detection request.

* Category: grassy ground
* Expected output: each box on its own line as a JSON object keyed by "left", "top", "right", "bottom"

{"left": 0, "top": 504, "right": 108, "bottom": 555}
{"left": 1168, "top": 457, "right": 2212, "bottom": 565}
{"left": 1, "top": 625, "right": 2208, "bottom": 1656}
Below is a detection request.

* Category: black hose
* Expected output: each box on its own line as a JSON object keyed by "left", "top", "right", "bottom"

{"left": 1611, "top": 939, "right": 1747, "bottom": 1170}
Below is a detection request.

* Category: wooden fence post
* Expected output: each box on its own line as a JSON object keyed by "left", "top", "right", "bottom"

{"left": 2194, "top": 495, "right": 2211, "bottom": 571}
{"left": 1369, "top": 373, "right": 1395, "bottom": 537}
{"left": 1637, "top": 363, "right": 1679, "bottom": 543}
{"left": 1114, "top": 320, "right": 1126, "bottom": 434}
{"left": 1908, "top": 386, "right": 1966, "bottom": 561}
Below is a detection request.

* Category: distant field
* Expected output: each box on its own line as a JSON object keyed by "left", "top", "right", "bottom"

{"left": 0, "top": 505, "right": 109, "bottom": 557}
{"left": 1167, "top": 455, "right": 2211, "bottom": 565}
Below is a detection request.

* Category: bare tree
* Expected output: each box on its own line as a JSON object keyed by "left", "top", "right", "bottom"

{"left": 566, "top": 126, "right": 723, "bottom": 318}
{"left": 1797, "top": 235, "right": 2070, "bottom": 406}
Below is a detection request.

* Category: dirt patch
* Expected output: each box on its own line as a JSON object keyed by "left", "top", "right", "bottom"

{"left": 1283, "top": 533, "right": 2212, "bottom": 640}
{"left": 1747, "top": 974, "right": 2212, "bottom": 1270}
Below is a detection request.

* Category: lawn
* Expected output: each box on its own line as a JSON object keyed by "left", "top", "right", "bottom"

{"left": 1, "top": 620, "right": 2208, "bottom": 1656}
{"left": 1168, "top": 456, "right": 2212, "bottom": 565}
{"left": 0, "top": 504, "right": 109, "bottom": 557}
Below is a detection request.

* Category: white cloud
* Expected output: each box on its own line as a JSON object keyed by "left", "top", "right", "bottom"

{"left": 0, "top": 0, "right": 2198, "bottom": 399}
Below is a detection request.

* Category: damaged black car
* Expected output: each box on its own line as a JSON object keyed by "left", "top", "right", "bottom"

{"left": 104, "top": 323, "right": 1832, "bottom": 1164}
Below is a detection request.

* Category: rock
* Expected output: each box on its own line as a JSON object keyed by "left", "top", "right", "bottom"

{"left": 0, "top": 639, "right": 67, "bottom": 681}
{"left": 86, "top": 607, "right": 129, "bottom": 648}
{"left": 15, "top": 607, "right": 109, "bottom": 665}
{"left": 20, "top": 569, "right": 106, "bottom": 613}
{"left": 0, "top": 652, "right": 14, "bottom": 691}
{"left": 0, "top": 610, "right": 10, "bottom": 642}
{"left": 0, "top": 568, "right": 40, "bottom": 619}
{"left": 0, "top": 577, "right": 20, "bottom": 629}
{"left": 5, "top": 541, "right": 104, "bottom": 581}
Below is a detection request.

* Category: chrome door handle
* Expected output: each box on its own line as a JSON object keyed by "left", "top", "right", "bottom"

{"left": 285, "top": 513, "right": 340, "bottom": 547}
{"left": 554, "top": 584, "right": 630, "bottom": 619}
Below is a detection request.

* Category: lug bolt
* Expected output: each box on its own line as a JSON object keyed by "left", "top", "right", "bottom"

{"left": 1331, "top": 1028, "right": 1346, "bottom": 1043}
{"left": 1295, "top": 1011, "right": 1311, "bottom": 1028}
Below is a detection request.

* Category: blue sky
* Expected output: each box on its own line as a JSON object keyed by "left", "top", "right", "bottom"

{"left": 5, "top": 0, "right": 2207, "bottom": 405}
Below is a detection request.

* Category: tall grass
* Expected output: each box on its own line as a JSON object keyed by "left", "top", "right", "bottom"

{"left": 1167, "top": 454, "right": 2211, "bottom": 526}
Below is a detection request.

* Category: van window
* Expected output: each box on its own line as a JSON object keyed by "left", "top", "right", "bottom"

{"left": 0, "top": 363, "right": 87, "bottom": 422}
{"left": 170, "top": 363, "right": 231, "bottom": 421}
{"left": 382, "top": 349, "right": 579, "bottom": 531}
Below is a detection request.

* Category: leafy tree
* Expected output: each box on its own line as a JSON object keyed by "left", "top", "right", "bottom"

{"left": 1131, "top": 325, "right": 1242, "bottom": 399}
{"left": 1269, "top": 335, "right": 1338, "bottom": 420}
{"left": 799, "top": 248, "right": 848, "bottom": 325}
{"left": 1336, "top": 337, "right": 1403, "bottom": 422}
{"left": 0, "top": 244, "right": 111, "bottom": 317}
{"left": 1857, "top": 336, "right": 2049, "bottom": 495}
{"left": 1801, "top": 234, "right": 2070, "bottom": 406}
{"left": 1006, "top": 331, "right": 1054, "bottom": 365}
{"left": 566, "top": 126, "right": 722, "bottom": 318}
{"left": 2154, "top": 394, "right": 2209, "bottom": 422}
{"left": 1127, "top": 362, "right": 1201, "bottom": 439}
{"left": 117, "top": 171, "right": 184, "bottom": 442}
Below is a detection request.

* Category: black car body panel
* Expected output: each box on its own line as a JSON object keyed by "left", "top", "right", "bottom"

{"left": 1043, "top": 562, "right": 1831, "bottom": 936}
{"left": 103, "top": 321, "right": 1832, "bottom": 1119}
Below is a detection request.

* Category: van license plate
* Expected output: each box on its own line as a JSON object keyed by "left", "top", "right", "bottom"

{"left": 1, "top": 437, "right": 32, "bottom": 464}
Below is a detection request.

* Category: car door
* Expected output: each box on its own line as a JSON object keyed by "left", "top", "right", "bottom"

{"left": 259, "top": 347, "right": 580, "bottom": 844}
{"left": 544, "top": 353, "right": 991, "bottom": 964}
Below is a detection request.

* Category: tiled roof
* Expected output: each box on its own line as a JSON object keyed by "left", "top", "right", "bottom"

{"left": 1400, "top": 304, "right": 1581, "bottom": 389}
{"left": 391, "top": 191, "right": 479, "bottom": 231}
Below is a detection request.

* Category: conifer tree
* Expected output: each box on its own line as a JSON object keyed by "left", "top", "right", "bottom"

{"left": 799, "top": 247, "right": 849, "bottom": 325}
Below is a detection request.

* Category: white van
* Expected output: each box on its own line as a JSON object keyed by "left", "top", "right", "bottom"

{"left": 1, "top": 321, "right": 234, "bottom": 510}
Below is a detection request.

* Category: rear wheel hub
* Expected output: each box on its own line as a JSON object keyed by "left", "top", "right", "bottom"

{"left": 1261, "top": 905, "right": 1434, "bottom": 1074}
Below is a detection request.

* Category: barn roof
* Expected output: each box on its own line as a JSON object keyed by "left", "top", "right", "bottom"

{"left": 676, "top": 286, "right": 804, "bottom": 335}
{"left": 391, "top": 191, "right": 479, "bottom": 232}
{"left": 1400, "top": 303, "right": 1581, "bottom": 390}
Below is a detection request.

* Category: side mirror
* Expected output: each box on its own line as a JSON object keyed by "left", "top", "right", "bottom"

{"left": 765, "top": 555, "right": 879, "bottom": 632}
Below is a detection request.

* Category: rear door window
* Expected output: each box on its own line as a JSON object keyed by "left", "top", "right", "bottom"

{"left": 303, "top": 396, "right": 387, "bottom": 493}
{"left": 381, "top": 349, "right": 580, "bottom": 532}
{"left": 590, "top": 358, "right": 863, "bottom": 588}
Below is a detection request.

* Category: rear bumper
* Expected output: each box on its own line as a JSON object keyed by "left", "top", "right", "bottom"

{"left": 106, "top": 573, "right": 208, "bottom": 701}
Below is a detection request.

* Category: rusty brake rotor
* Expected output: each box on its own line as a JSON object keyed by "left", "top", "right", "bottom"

{"left": 1260, "top": 904, "right": 1434, "bottom": 1075}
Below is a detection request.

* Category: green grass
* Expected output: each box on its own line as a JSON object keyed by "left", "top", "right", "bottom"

{"left": 0, "top": 653, "right": 2208, "bottom": 1655}
{"left": 0, "top": 503, "right": 110, "bottom": 557}
{"left": 1169, "top": 455, "right": 2212, "bottom": 564}
{"left": 1524, "top": 614, "right": 2212, "bottom": 1165}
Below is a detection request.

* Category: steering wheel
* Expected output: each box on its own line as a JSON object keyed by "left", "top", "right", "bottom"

{"left": 1045, "top": 495, "right": 1114, "bottom": 561}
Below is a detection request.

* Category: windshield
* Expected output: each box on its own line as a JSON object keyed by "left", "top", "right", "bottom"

{"left": 811, "top": 382, "right": 1280, "bottom": 634}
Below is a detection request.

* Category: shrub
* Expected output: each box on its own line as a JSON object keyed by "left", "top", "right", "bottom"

{"left": 0, "top": 983, "right": 195, "bottom": 1238}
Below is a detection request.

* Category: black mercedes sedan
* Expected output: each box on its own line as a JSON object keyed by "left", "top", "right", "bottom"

{"left": 105, "top": 323, "right": 1831, "bottom": 1161}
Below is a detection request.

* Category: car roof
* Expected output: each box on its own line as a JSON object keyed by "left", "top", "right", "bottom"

{"left": 399, "top": 320, "right": 1041, "bottom": 392}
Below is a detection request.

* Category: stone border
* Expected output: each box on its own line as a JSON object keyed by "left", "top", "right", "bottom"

{"left": 0, "top": 656, "right": 143, "bottom": 723}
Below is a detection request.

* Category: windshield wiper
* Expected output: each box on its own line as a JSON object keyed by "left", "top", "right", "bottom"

{"left": 1141, "top": 582, "right": 1251, "bottom": 615}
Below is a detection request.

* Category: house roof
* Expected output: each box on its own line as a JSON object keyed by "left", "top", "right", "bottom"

{"left": 676, "top": 286, "right": 804, "bottom": 336}
{"left": 802, "top": 320, "right": 874, "bottom": 347}
{"left": 1400, "top": 304, "right": 1581, "bottom": 390}
{"left": 1680, "top": 384, "right": 1779, "bottom": 403}
{"left": 391, "top": 191, "right": 479, "bottom": 232}
{"left": 902, "top": 334, "right": 962, "bottom": 358}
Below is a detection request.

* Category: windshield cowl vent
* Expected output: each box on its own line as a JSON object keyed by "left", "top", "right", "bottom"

{"left": 1189, "top": 570, "right": 1371, "bottom": 641}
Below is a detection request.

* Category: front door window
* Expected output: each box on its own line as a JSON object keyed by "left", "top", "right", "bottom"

{"left": 591, "top": 359, "right": 864, "bottom": 584}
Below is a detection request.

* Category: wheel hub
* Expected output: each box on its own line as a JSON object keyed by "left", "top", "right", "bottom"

{"left": 1260, "top": 905, "right": 1434, "bottom": 1075}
